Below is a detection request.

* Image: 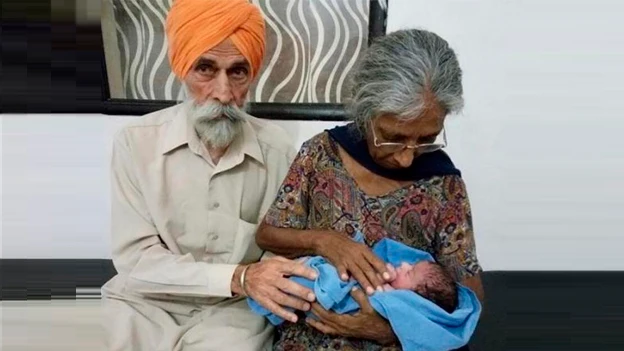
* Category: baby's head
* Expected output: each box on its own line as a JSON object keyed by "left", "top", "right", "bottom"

{"left": 390, "top": 261, "right": 458, "bottom": 313}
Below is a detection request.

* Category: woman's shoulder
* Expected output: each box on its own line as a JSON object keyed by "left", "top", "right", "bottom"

{"left": 297, "top": 130, "right": 334, "bottom": 157}
{"left": 425, "top": 174, "right": 470, "bottom": 204}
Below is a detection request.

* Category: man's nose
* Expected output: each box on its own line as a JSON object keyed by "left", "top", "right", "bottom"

{"left": 393, "top": 148, "right": 416, "bottom": 168}
{"left": 210, "top": 71, "right": 233, "bottom": 105}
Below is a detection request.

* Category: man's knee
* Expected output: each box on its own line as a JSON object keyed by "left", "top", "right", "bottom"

{"left": 102, "top": 297, "right": 162, "bottom": 351}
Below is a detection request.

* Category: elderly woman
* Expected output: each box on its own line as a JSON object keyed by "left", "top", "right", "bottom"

{"left": 256, "top": 29, "right": 484, "bottom": 350}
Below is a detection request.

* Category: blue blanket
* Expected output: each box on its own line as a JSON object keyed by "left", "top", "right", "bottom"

{"left": 248, "top": 234, "right": 481, "bottom": 351}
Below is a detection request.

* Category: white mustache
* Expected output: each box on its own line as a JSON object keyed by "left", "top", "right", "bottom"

{"left": 188, "top": 101, "right": 245, "bottom": 149}
{"left": 189, "top": 101, "right": 246, "bottom": 122}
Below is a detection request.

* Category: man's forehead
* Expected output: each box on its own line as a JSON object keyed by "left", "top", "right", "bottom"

{"left": 199, "top": 39, "right": 246, "bottom": 61}
{"left": 195, "top": 55, "right": 250, "bottom": 68}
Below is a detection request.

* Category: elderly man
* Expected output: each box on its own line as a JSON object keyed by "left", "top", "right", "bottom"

{"left": 101, "top": 1, "right": 318, "bottom": 350}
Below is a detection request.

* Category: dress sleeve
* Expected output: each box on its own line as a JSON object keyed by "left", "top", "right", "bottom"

{"left": 262, "top": 139, "right": 317, "bottom": 230}
{"left": 433, "top": 176, "right": 483, "bottom": 281}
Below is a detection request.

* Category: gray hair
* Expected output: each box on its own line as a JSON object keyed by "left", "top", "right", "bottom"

{"left": 348, "top": 29, "right": 464, "bottom": 132}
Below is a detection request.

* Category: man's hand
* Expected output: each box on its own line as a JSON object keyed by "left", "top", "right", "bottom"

{"left": 239, "top": 256, "right": 318, "bottom": 323}
{"left": 316, "top": 233, "right": 391, "bottom": 295}
{"left": 306, "top": 288, "right": 398, "bottom": 345}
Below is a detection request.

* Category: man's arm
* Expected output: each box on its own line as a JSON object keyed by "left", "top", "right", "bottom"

{"left": 110, "top": 131, "right": 317, "bottom": 322}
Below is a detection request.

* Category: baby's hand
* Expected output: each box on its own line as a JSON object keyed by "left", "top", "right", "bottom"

{"left": 386, "top": 263, "right": 397, "bottom": 281}
{"left": 382, "top": 283, "right": 395, "bottom": 292}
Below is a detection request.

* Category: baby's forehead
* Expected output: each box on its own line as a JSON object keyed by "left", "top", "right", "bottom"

{"left": 411, "top": 261, "right": 436, "bottom": 274}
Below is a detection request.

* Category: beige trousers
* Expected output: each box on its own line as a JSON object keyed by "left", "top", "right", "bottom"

{"left": 102, "top": 289, "right": 273, "bottom": 351}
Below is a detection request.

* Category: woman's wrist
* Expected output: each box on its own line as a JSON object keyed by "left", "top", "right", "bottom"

{"left": 364, "top": 322, "right": 397, "bottom": 346}
{"left": 376, "top": 330, "right": 398, "bottom": 346}
{"left": 309, "top": 230, "right": 333, "bottom": 256}
{"left": 363, "top": 317, "right": 398, "bottom": 345}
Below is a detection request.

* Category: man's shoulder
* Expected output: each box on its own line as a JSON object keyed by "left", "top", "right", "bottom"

{"left": 245, "top": 114, "right": 295, "bottom": 157}
{"left": 114, "top": 104, "right": 183, "bottom": 145}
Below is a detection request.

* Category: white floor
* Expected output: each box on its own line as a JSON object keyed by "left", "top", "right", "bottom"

{"left": 1, "top": 300, "right": 104, "bottom": 351}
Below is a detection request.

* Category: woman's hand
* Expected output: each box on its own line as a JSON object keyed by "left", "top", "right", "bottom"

{"left": 316, "top": 232, "right": 391, "bottom": 294}
{"left": 306, "top": 288, "right": 398, "bottom": 345}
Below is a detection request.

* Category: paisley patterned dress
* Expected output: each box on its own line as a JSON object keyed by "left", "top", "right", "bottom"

{"left": 263, "top": 132, "right": 482, "bottom": 351}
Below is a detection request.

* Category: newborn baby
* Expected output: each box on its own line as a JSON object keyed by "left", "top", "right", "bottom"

{"left": 383, "top": 261, "right": 458, "bottom": 313}
{"left": 248, "top": 237, "right": 482, "bottom": 351}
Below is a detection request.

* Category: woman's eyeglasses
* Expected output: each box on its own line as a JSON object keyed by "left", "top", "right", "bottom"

{"left": 370, "top": 121, "right": 447, "bottom": 154}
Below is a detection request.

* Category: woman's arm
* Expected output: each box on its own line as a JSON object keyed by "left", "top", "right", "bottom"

{"left": 258, "top": 224, "right": 398, "bottom": 342}
{"left": 308, "top": 288, "right": 398, "bottom": 345}
{"left": 257, "top": 223, "right": 390, "bottom": 294}
{"left": 462, "top": 274, "right": 485, "bottom": 305}
{"left": 257, "top": 137, "right": 388, "bottom": 292}
{"left": 435, "top": 176, "right": 485, "bottom": 306}
{"left": 256, "top": 223, "right": 327, "bottom": 258}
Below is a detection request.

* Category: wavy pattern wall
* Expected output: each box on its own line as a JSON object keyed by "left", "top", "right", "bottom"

{"left": 107, "top": 0, "right": 387, "bottom": 103}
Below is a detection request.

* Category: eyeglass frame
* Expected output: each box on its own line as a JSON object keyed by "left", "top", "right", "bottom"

{"left": 370, "top": 120, "right": 448, "bottom": 153}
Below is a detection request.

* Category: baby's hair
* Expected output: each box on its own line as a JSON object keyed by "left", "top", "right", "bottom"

{"left": 413, "top": 262, "right": 458, "bottom": 313}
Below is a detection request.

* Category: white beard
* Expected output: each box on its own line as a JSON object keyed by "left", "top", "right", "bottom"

{"left": 187, "top": 100, "right": 246, "bottom": 149}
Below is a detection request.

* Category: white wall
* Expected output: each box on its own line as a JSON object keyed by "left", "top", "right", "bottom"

{"left": 2, "top": 0, "right": 624, "bottom": 269}
{"left": 387, "top": 0, "right": 624, "bottom": 270}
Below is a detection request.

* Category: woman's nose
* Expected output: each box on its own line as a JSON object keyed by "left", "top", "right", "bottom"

{"left": 394, "top": 148, "right": 416, "bottom": 168}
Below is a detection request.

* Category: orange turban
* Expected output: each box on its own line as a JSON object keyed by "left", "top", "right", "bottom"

{"left": 165, "top": 0, "right": 266, "bottom": 80}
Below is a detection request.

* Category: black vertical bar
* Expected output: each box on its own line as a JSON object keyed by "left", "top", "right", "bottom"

{"left": 368, "top": 0, "right": 388, "bottom": 46}
{"left": 100, "top": 26, "right": 112, "bottom": 101}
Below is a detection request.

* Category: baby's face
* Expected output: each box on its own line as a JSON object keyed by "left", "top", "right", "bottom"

{"left": 389, "top": 261, "right": 430, "bottom": 290}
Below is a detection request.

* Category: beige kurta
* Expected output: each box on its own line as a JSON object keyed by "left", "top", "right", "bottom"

{"left": 101, "top": 102, "right": 296, "bottom": 351}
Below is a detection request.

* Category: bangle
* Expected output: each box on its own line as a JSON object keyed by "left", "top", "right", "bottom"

{"left": 239, "top": 264, "right": 251, "bottom": 297}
